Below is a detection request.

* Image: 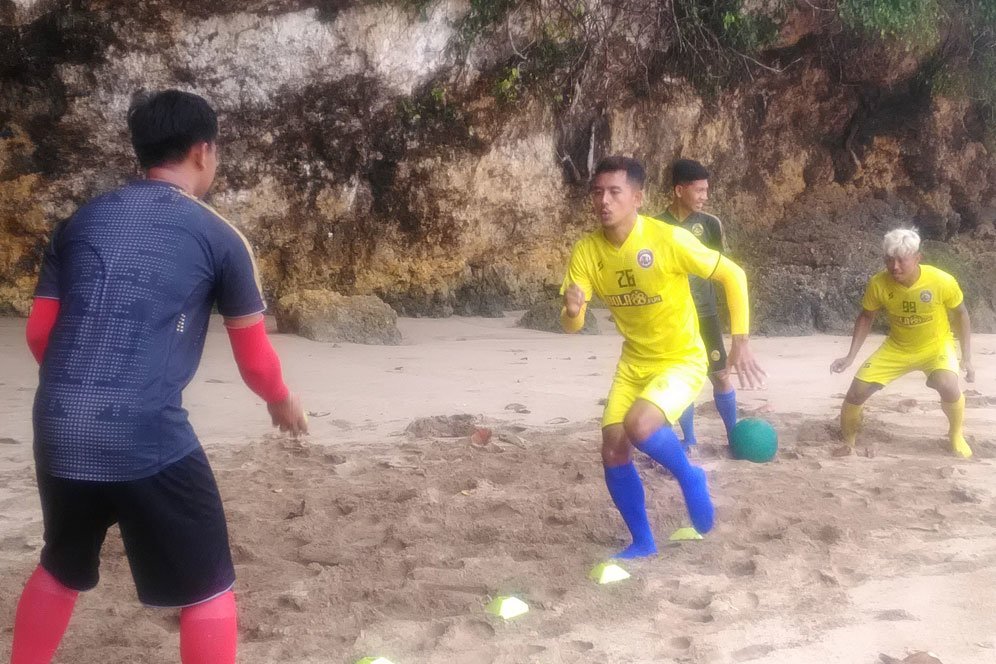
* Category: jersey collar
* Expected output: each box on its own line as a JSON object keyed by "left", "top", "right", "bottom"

{"left": 601, "top": 215, "right": 644, "bottom": 252}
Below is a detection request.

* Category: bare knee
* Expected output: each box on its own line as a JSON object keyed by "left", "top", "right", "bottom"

{"left": 710, "top": 370, "right": 733, "bottom": 393}
{"left": 927, "top": 371, "right": 960, "bottom": 402}
{"left": 601, "top": 426, "right": 631, "bottom": 467}
{"left": 845, "top": 380, "right": 878, "bottom": 406}
{"left": 622, "top": 400, "right": 668, "bottom": 444}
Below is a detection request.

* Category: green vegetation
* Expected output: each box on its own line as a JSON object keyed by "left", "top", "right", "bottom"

{"left": 720, "top": 8, "right": 781, "bottom": 52}
{"left": 459, "top": 0, "right": 518, "bottom": 42}
{"left": 912, "top": 0, "right": 996, "bottom": 130}
{"left": 492, "top": 33, "right": 583, "bottom": 107}
{"left": 397, "top": 84, "right": 456, "bottom": 126}
{"left": 838, "top": 0, "right": 941, "bottom": 41}
{"left": 686, "top": 0, "right": 783, "bottom": 54}
{"left": 388, "top": 0, "right": 995, "bottom": 142}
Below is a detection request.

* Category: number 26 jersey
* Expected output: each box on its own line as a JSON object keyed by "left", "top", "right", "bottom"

{"left": 561, "top": 215, "right": 722, "bottom": 366}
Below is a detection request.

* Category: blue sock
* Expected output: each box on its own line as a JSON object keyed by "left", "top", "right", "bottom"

{"left": 678, "top": 404, "right": 696, "bottom": 446}
{"left": 715, "top": 389, "right": 738, "bottom": 441}
{"left": 603, "top": 463, "right": 657, "bottom": 559}
{"left": 634, "top": 427, "right": 714, "bottom": 534}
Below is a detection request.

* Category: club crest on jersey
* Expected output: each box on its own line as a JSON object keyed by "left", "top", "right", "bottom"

{"left": 920, "top": 290, "right": 932, "bottom": 303}
{"left": 691, "top": 223, "right": 705, "bottom": 237}
{"left": 636, "top": 249, "right": 654, "bottom": 268}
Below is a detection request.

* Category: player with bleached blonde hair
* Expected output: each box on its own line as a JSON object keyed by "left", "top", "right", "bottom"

{"left": 830, "top": 228, "right": 974, "bottom": 457}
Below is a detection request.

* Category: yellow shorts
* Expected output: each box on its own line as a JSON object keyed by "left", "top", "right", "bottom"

{"left": 602, "top": 357, "right": 707, "bottom": 427}
{"left": 855, "top": 340, "right": 959, "bottom": 386}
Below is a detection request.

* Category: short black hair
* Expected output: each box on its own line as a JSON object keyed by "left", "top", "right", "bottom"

{"left": 593, "top": 156, "right": 646, "bottom": 188}
{"left": 672, "top": 158, "right": 710, "bottom": 186}
{"left": 128, "top": 90, "right": 218, "bottom": 169}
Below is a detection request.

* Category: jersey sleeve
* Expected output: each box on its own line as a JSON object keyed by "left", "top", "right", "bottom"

{"left": 669, "top": 226, "right": 722, "bottom": 279}
{"left": 560, "top": 240, "right": 594, "bottom": 301}
{"left": 213, "top": 225, "right": 267, "bottom": 318}
{"left": 942, "top": 273, "right": 964, "bottom": 309}
{"left": 34, "top": 221, "right": 66, "bottom": 300}
{"left": 704, "top": 215, "right": 725, "bottom": 252}
{"left": 860, "top": 277, "right": 883, "bottom": 311}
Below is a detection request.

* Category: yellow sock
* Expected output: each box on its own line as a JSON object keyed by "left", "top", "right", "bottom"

{"left": 941, "top": 395, "right": 972, "bottom": 459}
{"left": 840, "top": 402, "right": 863, "bottom": 447}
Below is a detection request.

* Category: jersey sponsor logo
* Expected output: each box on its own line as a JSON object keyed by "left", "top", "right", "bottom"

{"left": 605, "top": 289, "right": 662, "bottom": 307}
{"left": 920, "top": 290, "right": 933, "bottom": 303}
{"left": 691, "top": 223, "right": 705, "bottom": 237}
{"left": 896, "top": 313, "right": 933, "bottom": 326}
{"left": 637, "top": 249, "right": 654, "bottom": 268}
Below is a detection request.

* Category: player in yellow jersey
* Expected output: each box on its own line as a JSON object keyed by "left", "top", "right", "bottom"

{"left": 560, "top": 156, "right": 766, "bottom": 559}
{"left": 830, "top": 228, "right": 974, "bottom": 458}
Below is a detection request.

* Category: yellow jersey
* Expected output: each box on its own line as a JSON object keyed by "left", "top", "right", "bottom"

{"left": 561, "top": 215, "right": 722, "bottom": 366}
{"left": 861, "top": 265, "right": 964, "bottom": 350}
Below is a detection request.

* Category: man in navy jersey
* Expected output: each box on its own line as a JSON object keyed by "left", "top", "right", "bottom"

{"left": 14, "top": 90, "right": 308, "bottom": 664}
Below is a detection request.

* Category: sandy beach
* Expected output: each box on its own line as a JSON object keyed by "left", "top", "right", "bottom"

{"left": 1, "top": 313, "right": 994, "bottom": 664}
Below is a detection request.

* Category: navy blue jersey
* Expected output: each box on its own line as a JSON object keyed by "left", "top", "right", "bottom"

{"left": 33, "top": 180, "right": 265, "bottom": 481}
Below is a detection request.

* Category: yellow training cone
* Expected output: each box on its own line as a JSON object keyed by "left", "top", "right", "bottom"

{"left": 669, "top": 527, "right": 703, "bottom": 541}
{"left": 589, "top": 562, "right": 631, "bottom": 584}
{"left": 485, "top": 596, "right": 529, "bottom": 619}
{"left": 355, "top": 658, "right": 395, "bottom": 664}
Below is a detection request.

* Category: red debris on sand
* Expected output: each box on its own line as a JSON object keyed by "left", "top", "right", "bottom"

{"left": 470, "top": 428, "right": 493, "bottom": 447}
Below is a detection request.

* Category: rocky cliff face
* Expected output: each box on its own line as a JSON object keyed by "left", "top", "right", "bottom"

{"left": 2, "top": 0, "right": 994, "bottom": 333}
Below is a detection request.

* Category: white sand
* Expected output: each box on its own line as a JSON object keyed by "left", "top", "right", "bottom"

{"left": 1, "top": 313, "right": 994, "bottom": 663}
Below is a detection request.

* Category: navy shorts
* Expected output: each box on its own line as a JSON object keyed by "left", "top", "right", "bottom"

{"left": 37, "top": 447, "right": 235, "bottom": 608}
{"left": 698, "top": 314, "right": 728, "bottom": 374}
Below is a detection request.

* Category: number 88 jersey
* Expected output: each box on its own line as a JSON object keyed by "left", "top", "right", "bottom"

{"left": 860, "top": 265, "right": 964, "bottom": 351}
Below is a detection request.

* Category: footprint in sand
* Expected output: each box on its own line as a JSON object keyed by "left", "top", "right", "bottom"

{"left": 435, "top": 619, "right": 495, "bottom": 651}
{"left": 950, "top": 487, "right": 981, "bottom": 504}
{"left": 728, "top": 559, "right": 759, "bottom": 577}
{"left": 562, "top": 640, "right": 594, "bottom": 653}
{"left": 670, "top": 590, "right": 714, "bottom": 611}
{"left": 804, "top": 523, "right": 844, "bottom": 545}
{"left": 670, "top": 636, "right": 692, "bottom": 650}
{"left": 875, "top": 609, "right": 918, "bottom": 621}
{"left": 666, "top": 588, "right": 716, "bottom": 624}
{"left": 732, "top": 644, "right": 776, "bottom": 661}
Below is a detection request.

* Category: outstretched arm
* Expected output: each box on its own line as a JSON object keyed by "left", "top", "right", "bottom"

{"left": 225, "top": 314, "right": 308, "bottom": 436}
{"left": 830, "top": 309, "right": 876, "bottom": 374}
{"left": 950, "top": 303, "right": 974, "bottom": 383}
{"left": 710, "top": 257, "right": 765, "bottom": 388}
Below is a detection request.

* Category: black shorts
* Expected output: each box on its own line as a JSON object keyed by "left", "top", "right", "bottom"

{"left": 37, "top": 447, "right": 235, "bottom": 608}
{"left": 698, "top": 314, "right": 728, "bottom": 374}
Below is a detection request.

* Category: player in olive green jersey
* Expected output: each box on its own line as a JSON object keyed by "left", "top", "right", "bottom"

{"left": 656, "top": 159, "right": 739, "bottom": 448}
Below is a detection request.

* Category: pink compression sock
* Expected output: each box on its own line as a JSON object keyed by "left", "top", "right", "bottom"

{"left": 179, "top": 591, "right": 238, "bottom": 664}
{"left": 10, "top": 566, "right": 78, "bottom": 664}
